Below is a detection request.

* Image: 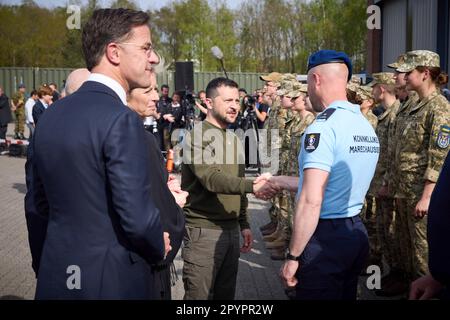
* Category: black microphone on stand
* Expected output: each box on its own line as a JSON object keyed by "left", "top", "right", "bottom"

{"left": 211, "top": 46, "right": 228, "bottom": 79}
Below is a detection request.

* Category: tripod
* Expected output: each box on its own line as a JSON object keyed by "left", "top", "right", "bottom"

{"left": 243, "top": 109, "right": 261, "bottom": 173}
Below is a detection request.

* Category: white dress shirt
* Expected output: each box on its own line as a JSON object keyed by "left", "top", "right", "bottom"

{"left": 25, "top": 97, "right": 35, "bottom": 124}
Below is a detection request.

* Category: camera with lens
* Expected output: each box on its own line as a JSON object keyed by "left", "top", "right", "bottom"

{"left": 180, "top": 89, "right": 196, "bottom": 131}
{"left": 243, "top": 95, "right": 256, "bottom": 110}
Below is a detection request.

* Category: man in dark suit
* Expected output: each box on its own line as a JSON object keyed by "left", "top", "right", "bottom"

{"left": 31, "top": 85, "right": 53, "bottom": 126}
{"left": 0, "top": 85, "right": 11, "bottom": 140}
{"left": 28, "top": 8, "right": 167, "bottom": 299}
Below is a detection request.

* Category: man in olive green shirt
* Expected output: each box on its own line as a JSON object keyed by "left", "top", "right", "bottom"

{"left": 181, "top": 77, "right": 277, "bottom": 300}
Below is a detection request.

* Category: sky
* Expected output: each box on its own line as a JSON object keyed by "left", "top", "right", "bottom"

{"left": 0, "top": 0, "right": 244, "bottom": 11}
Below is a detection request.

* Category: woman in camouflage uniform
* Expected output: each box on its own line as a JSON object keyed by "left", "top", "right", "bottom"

{"left": 394, "top": 50, "right": 450, "bottom": 282}
{"left": 286, "top": 84, "right": 315, "bottom": 233}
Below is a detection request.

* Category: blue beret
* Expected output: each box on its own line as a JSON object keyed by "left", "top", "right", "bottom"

{"left": 307, "top": 50, "right": 353, "bottom": 81}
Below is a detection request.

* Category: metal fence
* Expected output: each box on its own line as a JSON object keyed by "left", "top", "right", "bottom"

{"left": 0, "top": 67, "right": 266, "bottom": 98}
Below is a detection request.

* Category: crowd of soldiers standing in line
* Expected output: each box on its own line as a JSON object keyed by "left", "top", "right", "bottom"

{"left": 257, "top": 49, "right": 450, "bottom": 298}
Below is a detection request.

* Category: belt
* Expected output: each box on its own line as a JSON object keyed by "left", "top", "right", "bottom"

{"left": 319, "top": 215, "right": 360, "bottom": 224}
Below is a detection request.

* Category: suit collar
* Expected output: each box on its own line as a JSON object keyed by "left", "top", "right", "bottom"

{"left": 85, "top": 73, "right": 127, "bottom": 105}
{"left": 76, "top": 80, "right": 125, "bottom": 105}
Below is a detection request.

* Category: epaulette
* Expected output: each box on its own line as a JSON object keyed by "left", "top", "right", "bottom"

{"left": 316, "top": 108, "right": 336, "bottom": 121}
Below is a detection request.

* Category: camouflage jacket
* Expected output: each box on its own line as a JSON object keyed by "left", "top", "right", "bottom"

{"left": 286, "top": 112, "right": 316, "bottom": 177}
{"left": 364, "top": 109, "right": 378, "bottom": 130}
{"left": 279, "top": 110, "right": 296, "bottom": 175}
{"left": 393, "top": 90, "right": 450, "bottom": 198}
{"left": 264, "top": 97, "right": 285, "bottom": 150}
{"left": 11, "top": 91, "right": 25, "bottom": 108}
{"left": 269, "top": 107, "right": 290, "bottom": 150}
{"left": 368, "top": 100, "right": 400, "bottom": 196}
{"left": 386, "top": 92, "right": 419, "bottom": 192}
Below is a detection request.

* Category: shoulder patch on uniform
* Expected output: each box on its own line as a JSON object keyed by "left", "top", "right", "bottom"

{"left": 436, "top": 125, "right": 450, "bottom": 149}
{"left": 304, "top": 133, "right": 320, "bottom": 153}
{"left": 316, "top": 108, "right": 336, "bottom": 121}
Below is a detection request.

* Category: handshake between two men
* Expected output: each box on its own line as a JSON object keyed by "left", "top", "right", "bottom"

{"left": 252, "top": 173, "right": 300, "bottom": 200}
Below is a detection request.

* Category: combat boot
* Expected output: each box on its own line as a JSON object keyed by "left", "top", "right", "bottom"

{"left": 263, "top": 225, "right": 281, "bottom": 241}
{"left": 270, "top": 247, "right": 286, "bottom": 260}
{"left": 261, "top": 222, "right": 277, "bottom": 236}
{"left": 265, "top": 232, "right": 288, "bottom": 249}
{"left": 259, "top": 221, "right": 276, "bottom": 232}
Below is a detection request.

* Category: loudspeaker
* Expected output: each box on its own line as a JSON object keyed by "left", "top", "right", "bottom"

{"left": 175, "top": 61, "right": 194, "bottom": 92}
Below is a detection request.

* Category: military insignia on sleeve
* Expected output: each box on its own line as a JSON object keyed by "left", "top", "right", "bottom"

{"left": 436, "top": 125, "right": 450, "bottom": 149}
{"left": 316, "top": 108, "right": 336, "bottom": 121}
{"left": 304, "top": 133, "right": 320, "bottom": 153}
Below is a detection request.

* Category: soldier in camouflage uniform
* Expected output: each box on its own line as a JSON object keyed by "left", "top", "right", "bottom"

{"left": 286, "top": 83, "right": 315, "bottom": 234}
{"left": 347, "top": 80, "right": 378, "bottom": 129}
{"left": 393, "top": 50, "right": 450, "bottom": 286}
{"left": 11, "top": 84, "right": 26, "bottom": 140}
{"left": 346, "top": 75, "right": 362, "bottom": 105}
{"left": 366, "top": 72, "right": 400, "bottom": 273}
{"left": 357, "top": 85, "right": 378, "bottom": 130}
{"left": 374, "top": 54, "right": 421, "bottom": 296}
{"left": 259, "top": 72, "right": 283, "bottom": 237}
{"left": 264, "top": 74, "right": 298, "bottom": 257}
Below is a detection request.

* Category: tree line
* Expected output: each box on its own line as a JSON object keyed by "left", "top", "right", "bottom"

{"left": 0, "top": 0, "right": 368, "bottom": 73}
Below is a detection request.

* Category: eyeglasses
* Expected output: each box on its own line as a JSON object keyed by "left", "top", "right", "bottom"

{"left": 118, "top": 42, "right": 155, "bottom": 57}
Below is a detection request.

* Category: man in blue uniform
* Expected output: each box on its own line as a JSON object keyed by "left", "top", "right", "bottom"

{"left": 280, "top": 50, "right": 380, "bottom": 300}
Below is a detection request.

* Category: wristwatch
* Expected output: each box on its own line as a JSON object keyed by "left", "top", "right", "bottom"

{"left": 286, "top": 249, "right": 300, "bottom": 261}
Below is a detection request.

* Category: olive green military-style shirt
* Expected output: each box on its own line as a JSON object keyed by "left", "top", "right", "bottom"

{"left": 181, "top": 120, "right": 253, "bottom": 230}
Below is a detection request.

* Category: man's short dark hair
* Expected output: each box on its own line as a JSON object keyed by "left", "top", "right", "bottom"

{"left": 161, "top": 84, "right": 169, "bottom": 90}
{"left": 206, "top": 77, "right": 239, "bottom": 99}
{"left": 82, "top": 9, "right": 150, "bottom": 71}
{"left": 30, "top": 90, "right": 38, "bottom": 96}
{"left": 238, "top": 88, "right": 247, "bottom": 94}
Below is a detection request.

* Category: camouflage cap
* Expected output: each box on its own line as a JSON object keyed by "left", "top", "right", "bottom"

{"left": 396, "top": 50, "right": 440, "bottom": 73}
{"left": 280, "top": 73, "right": 298, "bottom": 82}
{"left": 367, "top": 72, "right": 395, "bottom": 87}
{"left": 356, "top": 85, "right": 373, "bottom": 100}
{"left": 387, "top": 53, "right": 407, "bottom": 70}
{"left": 349, "top": 75, "right": 361, "bottom": 85}
{"left": 299, "top": 83, "right": 308, "bottom": 93}
{"left": 260, "top": 72, "right": 283, "bottom": 82}
{"left": 346, "top": 82, "right": 359, "bottom": 94}
{"left": 277, "top": 79, "right": 304, "bottom": 98}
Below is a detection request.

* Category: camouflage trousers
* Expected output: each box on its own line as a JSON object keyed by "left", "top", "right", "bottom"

{"left": 274, "top": 191, "right": 291, "bottom": 238}
{"left": 375, "top": 197, "right": 397, "bottom": 270}
{"left": 394, "top": 197, "right": 428, "bottom": 281}
{"left": 268, "top": 198, "right": 278, "bottom": 222}
{"left": 265, "top": 148, "right": 282, "bottom": 223}
{"left": 14, "top": 107, "right": 25, "bottom": 134}
{"left": 260, "top": 147, "right": 281, "bottom": 175}
{"left": 288, "top": 191, "right": 297, "bottom": 229}
{"left": 362, "top": 196, "right": 382, "bottom": 265}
